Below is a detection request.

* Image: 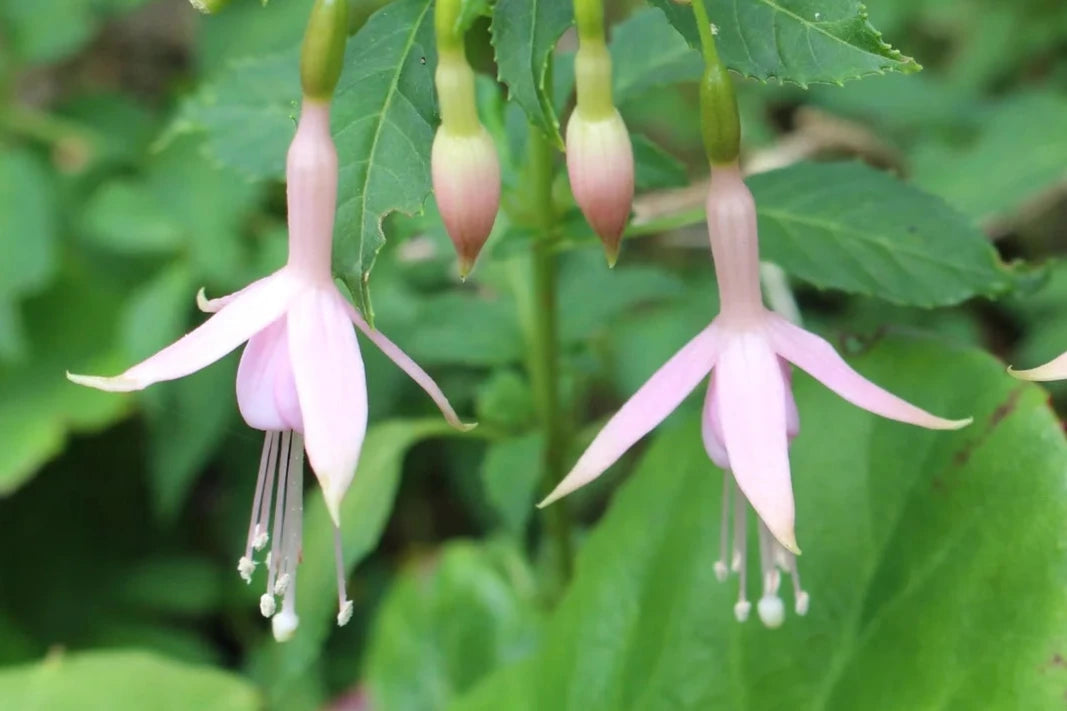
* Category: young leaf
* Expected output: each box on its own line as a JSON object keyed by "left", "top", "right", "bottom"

{"left": 452, "top": 336, "right": 1067, "bottom": 710}
{"left": 491, "top": 0, "right": 573, "bottom": 146}
{"left": 647, "top": 0, "right": 918, "bottom": 86}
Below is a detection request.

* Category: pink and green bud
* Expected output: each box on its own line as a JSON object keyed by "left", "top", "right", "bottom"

{"left": 301, "top": 0, "right": 349, "bottom": 101}
{"left": 431, "top": 19, "right": 501, "bottom": 277}
{"left": 189, "top": 0, "right": 232, "bottom": 14}
{"left": 566, "top": 40, "right": 634, "bottom": 265}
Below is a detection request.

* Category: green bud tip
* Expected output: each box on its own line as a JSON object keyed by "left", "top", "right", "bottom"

{"left": 189, "top": 0, "right": 233, "bottom": 14}
{"left": 301, "top": 0, "right": 349, "bottom": 101}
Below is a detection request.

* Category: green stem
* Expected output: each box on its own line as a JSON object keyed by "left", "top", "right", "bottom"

{"left": 525, "top": 121, "right": 574, "bottom": 584}
{"left": 689, "top": 0, "right": 720, "bottom": 67}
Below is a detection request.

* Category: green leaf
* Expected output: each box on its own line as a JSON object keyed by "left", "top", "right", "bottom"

{"left": 475, "top": 369, "right": 537, "bottom": 432}
{"left": 453, "top": 336, "right": 1067, "bottom": 710}
{"left": 609, "top": 8, "right": 702, "bottom": 106}
{"left": 912, "top": 92, "right": 1067, "bottom": 224}
{"left": 81, "top": 181, "right": 185, "bottom": 255}
{"left": 481, "top": 433, "right": 543, "bottom": 533}
{"left": 259, "top": 419, "right": 458, "bottom": 700}
{"left": 408, "top": 292, "right": 524, "bottom": 367}
{"left": 365, "top": 541, "right": 542, "bottom": 710}
{"left": 491, "top": 0, "right": 573, "bottom": 146}
{"left": 333, "top": 0, "right": 439, "bottom": 314}
{"left": 0, "top": 650, "right": 259, "bottom": 711}
{"left": 456, "top": 0, "right": 493, "bottom": 34}
{"left": 749, "top": 162, "right": 1014, "bottom": 306}
{"left": 630, "top": 134, "right": 689, "bottom": 192}
{"left": 647, "top": 0, "right": 918, "bottom": 86}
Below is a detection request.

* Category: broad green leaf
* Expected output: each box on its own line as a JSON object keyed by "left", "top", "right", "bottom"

{"left": 0, "top": 273, "right": 129, "bottom": 496}
{"left": 0, "top": 650, "right": 259, "bottom": 711}
{"left": 481, "top": 433, "right": 544, "bottom": 533}
{"left": 81, "top": 181, "right": 185, "bottom": 255}
{"left": 647, "top": 0, "right": 918, "bottom": 86}
{"left": 455, "top": 0, "right": 493, "bottom": 34}
{"left": 333, "top": 0, "right": 439, "bottom": 314}
{"left": 630, "top": 134, "right": 689, "bottom": 193}
{"left": 117, "top": 558, "right": 225, "bottom": 616}
{"left": 491, "top": 0, "right": 573, "bottom": 146}
{"left": 365, "top": 541, "right": 542, "bottom": 710}
{"left": 0, "top": 148, "right": 58, "bottom": 360}
{"left": 475, "top": 369, "right": 537, "bottom": 433}
{"left": 633, "top": 162, "right": 1015, "bottom": 307}
{"left": 0, "top": 0, "right": 151, "bottom": 64}
{"left": 453, "top": 336, "right": 1067, "bottom": 710}
{"left": 258, "top": 419, "right": 458, "bottom": 701}
{"left": 609, "top": 8, "right": 702, "bottom": 106}
{"left": 408, "top": 293, "right": 524, "bottom": 367}
{"left": 912, "top": 92, "right": 1067, "bottom": 224}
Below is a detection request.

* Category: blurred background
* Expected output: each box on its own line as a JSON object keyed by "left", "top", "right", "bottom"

{"left": 0, "top": 0, "right": 1065, "bottom": 709}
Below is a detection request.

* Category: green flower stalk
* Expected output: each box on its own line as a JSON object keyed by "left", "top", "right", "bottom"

{"left": 431, "top": 0, "right": 501, "bottom": 278}
{"left": 565, "top": 0, "right": 634, "bottom": 266}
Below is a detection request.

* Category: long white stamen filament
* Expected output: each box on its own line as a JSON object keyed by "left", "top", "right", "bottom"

{"left": 756, "top": 520, "right": 785, "bottom": 628}
{"left": 714, "top": 475, "right": 731, "bottom": 582}
{"left": 239, "top": 433, "right": 280, "bottom": 583}
{"left": 272, "top": 433, "right": 304, "bottom": 642}
{"left": 731, "top": 487, "right": 750, "bottom": 622}
{"left": 254, "top": 432, "right": 280, "bottom": 551}
{"left": 262, "top": 431, "right": 293, "bottom": 618}
{"left": 334, "top": 526, "right": 353, "bottom": 627}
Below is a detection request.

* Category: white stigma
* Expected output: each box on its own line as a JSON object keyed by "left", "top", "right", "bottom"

{"left": 715, "top": 474, "right": 809, "bottom": 627}
{"left": 272, "top": 609, "right": 299, "bottom": 642}
{"left": 337, "top": 600, "right": 354, "bottom": 627}
{"left": 333, "top": 525, "right": 353, "bottom": 628}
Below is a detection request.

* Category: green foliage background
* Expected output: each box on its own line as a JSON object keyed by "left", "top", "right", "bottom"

{"left": 1, "top": 0, "right": 1066, "bottom": 708}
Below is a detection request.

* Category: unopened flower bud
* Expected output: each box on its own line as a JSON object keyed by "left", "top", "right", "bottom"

{"left": 301, "top": 0, "right": 349, "bottom": 101}
{"left": 566, "top": 42, "right": 634, "bottom": 266}
{"left": 432, "top": 44, "right": 500, "bottom": 277}
{"left": 189, "top": 0, "right": 232, "bottom": 13}
{"left": 431, "top": 126, "right": 501, "bottom": 277}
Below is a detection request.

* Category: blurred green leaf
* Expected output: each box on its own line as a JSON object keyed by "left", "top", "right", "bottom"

{"left": 117, "top": 557, "right": 225, "bottom": 616}
{"left": 631, "top": 134, "right": 689, "bottom": 192}
{"left": 475, "top": 369, "right": 537, "bottom": 432}
{"left": 610, "top": 8, "right": 702, "bottom": 106}
{"left": 0, "top": 650, "right": 259, "bottom": 711}
{"left": 260, "top": 419, "right": 459, "bottom": 700}
{"left": 648, "top": 0, "right": 918, "bottom": 86}
{"left": 0, "top": 148, "right": 58, "bottom": 360}
{"left": 912, "top": 92, "right": 1067, "bottom": 224}
{"left": 0, "top": 0, "right": 151, "bottom": 64}
{"left": 453, "top": 336, "right": 1067, "bottom": 710}
{"left": 81, "top": 181, "right": 185, "bottom": 255}
{"left": 365, "top": 541, "right": 542, "bottom": 711}
{"left": 408, "top": 293, "right": 524, "bottom": 367}
{"left": 480, "top": 433, "right": 543, "bottom": 533}
{"left": 455, "top": 0, "right": 493, "bottom": 34}
{"left": 491, "top": 0, "right": 573, "bottom": 146}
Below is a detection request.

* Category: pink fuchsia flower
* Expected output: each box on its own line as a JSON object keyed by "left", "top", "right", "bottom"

{"left": 1008, "top": 352, "right": 1067, "bottom": 382}
{"left": 68, "top": 99, "right": 470, "bottom": 640}
{"left": 540, "top": 161, "right": 970, "bottom": 627}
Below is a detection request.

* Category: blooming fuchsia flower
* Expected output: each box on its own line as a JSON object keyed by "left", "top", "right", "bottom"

{"left": 540, "top": 161, "right": 971, "bottom": 627}
{"left": 68, "top": 98, "right": 470, "bottom": 641}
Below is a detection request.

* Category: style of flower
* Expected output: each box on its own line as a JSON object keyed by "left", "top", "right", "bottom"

{"left": 68, "top": 98, "right": 469, "bottom": 641}
{"left": 540, "top": 161, "right": 970, "bottom": 627}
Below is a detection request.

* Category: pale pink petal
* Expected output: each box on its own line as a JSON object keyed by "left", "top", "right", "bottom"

{"left": 1008, "top": 350, "right": 1067, "bottom": 382}
{"left": 540, "top": 324, "right": 723, "bottom": 507}
{"left": 780, "top": 359, "right": 800, "bottom": 440}
{"left": 701, "top": 377, "right": 729, "bottom": 470}
{"left": 288, "top": 288, "right": 367, "bottom": 525}
{"left": 714, "top": 332, "right": 797, "bottom": 553}
{"left": 344, "top": 300, "right": 473, "bottom": 431}
{"left": 68, "top": 274, "right": 298, "bottom": 392}
{"left": 236, "top": 318, "right": 303, "bottom": 432}
{"left": 767, "top": 315, "right": 971, "bottom": 430}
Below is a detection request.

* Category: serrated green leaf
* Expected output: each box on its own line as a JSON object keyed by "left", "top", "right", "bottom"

{"left": 647, "top": 0, "right": 917, "bottom": 86}
{"left": 258, "top": 419, "right": 457, "bottom": 700}
{"left": 491, "top": 0, "right": 573, "bottom": 146}
{"left": 365, "top": 541, "right": 542, "bottom": 710}
{"left": 0, "top": 650, "right": 259, "bottom": 711}
{"left": 453, "top": 336, "right": 1067, "bottom": 710}
{"left": 333, "top": 0, "right": 439, "bottom": 314}
{"left": 609, "top": 8, "right": 702, "bottom": 106}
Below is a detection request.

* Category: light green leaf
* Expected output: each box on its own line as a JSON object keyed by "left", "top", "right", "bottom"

{"left": 609, "top": 8, "right": 702, "bottom": 106}
{"left": 365, "top": 541, "right": 542, "bottom": 710}
{"left": 912, "top": 92, "right": 1067, "bottom": 224}
{"left": 630, "top": 134, "right": 689, "bottom": 192}
{"left": 481, "top": 433, "right": 543, "bottom": 533}
{"left": 408, "top": 293, "right": 524, "bottom": 367}
{"left": 453, "top": 336, "right": 1067, "bottom": 710}
{"left": 259, "top": 419, "right": 458, "bottom": 700}
{"left": 81, "top": 181, "right": 185, "bottom": 255}
{"left": 475, "top": 369, "right": 537, "bottom": 433}
{"left": 647, "top": 0, "right": 918, "bottom": 86}
{"left": 491, "top": 0, "right": 573, "bottom": 146}
{"left": 0, "top": 650, "right": 259, "bottom": 711}
{"left": 456, "top": 0, "right": 493, "bottom": 34}
{"left": 749, "top": 162, "right": 1014, "bottom": 306}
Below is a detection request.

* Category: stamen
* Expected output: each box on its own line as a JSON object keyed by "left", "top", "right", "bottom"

{"left": 334, "top": 525, "right": 353, "bottom": 627}
{"left": 238, "top": 432, "right": 280, "bottom": 582}
{"left": 264, "top": 431, "right": 293, "bottom": 602}
{"left": 731, "top": 489, "right": 750, "bottom": 622}
{"left": 272, "top": 433, "right": 305, "bottom": 642}
{"left": 714, "top": 476, "right": 731, "bottom": 582}
{"left": 756, "top": 521, "right": 785, "bottom": 628}
{"left": 787, "top": 551, "right": 809, "bottom": 616}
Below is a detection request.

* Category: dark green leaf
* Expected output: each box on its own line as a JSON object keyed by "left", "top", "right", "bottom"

{"left": 609, "top": 8, "right": 702, "bottom": 106}
{"left": 491, "top": 0, "right": 573, "bottom": 146}
{"left": 408, "top": 293, "right": 524, "bottom": 367}
{"left": 647, "top": 0, "right": 918, "bottom": 86}
{"left": 453, "top": 336, "right": 1067, "bottom": 710}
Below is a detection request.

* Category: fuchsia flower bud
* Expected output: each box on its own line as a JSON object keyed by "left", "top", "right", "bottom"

{"left": 565, "top": 41, "right": 634, "bottom": 266}
{"left": 431, "top": 26, "right": 501, "bottom": 278}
